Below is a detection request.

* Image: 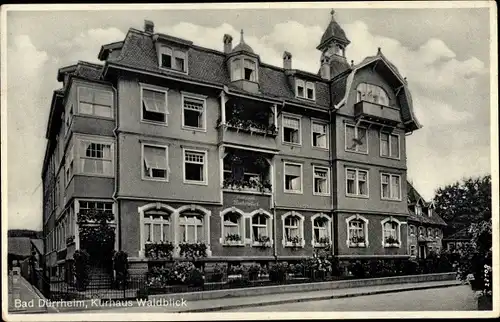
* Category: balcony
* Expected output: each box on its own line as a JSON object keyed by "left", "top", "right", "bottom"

{"left": 218, "top": 97, "right": 278, "bottom": 151}
{"left": 354, "top": 100, "right": 401, "bottom": 125}
{"left": 222, "top": 148, "right": 272, "bottom": 195}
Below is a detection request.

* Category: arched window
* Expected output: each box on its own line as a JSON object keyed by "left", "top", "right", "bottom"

{"left": 178, "top": 212, "right": 204, "bottom": 243}
{"left": 220, "top": 208, "right": 245, "bottom": 245}
{"left": 356, "top": 83, "right": 389, "bottom": 106}
{"left": 418, "top": 226, "right": 425, "bottom": 237}
{"left": 381, "top": 217, "right": 402, "bottom": 247}
{"left": 282, "top": 212, "right": 305, "bottom": 247}
{"left": 311, "top": 213, "right": 332, "bottom": 247}
{"left": 427, "top": 227, "right": 433, "bottom": 238}
{"left": 143, "top": 209, "right": 172, "bottom": 244}
{"left": 346, "top": 214, "right": 369, "bottom": 247}
{"left": 249, "top": 209, "right": 273, "bottom": 246}
{"left": 409, "top": 225, "right": 416, "bottom": 236}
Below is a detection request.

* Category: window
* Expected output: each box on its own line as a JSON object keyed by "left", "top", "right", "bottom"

{"left": 244, "top": 59, "right": 256, "bottom": 81}
{"left": 182, "top": 95, "right": 206, "bottom": 130}
{"left": 312, "top": 121, "right": 328, "bottom": 149}
{"left": 78, "top": 87, "right": 113, "bottom": 118}
{"left": 382, "top": 218, "right": 401, "bottom": 247}
{"left": 183, "top": 149, "right": 207, "bottom": 184}
{"left": 312, "top": 214, "right": 331, "bottom": 247}
{"left": 313, "top": 166, "right": 330, "bottom": 196}
{"left": 409, "top": 225, "right": 416, "bottom": 236}
{"left": 252, "top": 214, "right": 269, "bottom": 242}
{"left": 79, "top": 201, "right": 113, "bottom": 215}
{"left": 435, "top": 229, "right": 441, "bottom": 239}
{"left": 141, "top": 87, "right": 168, "bottom": 124}
{"left": 345, "top": 124, "right": 367, "bottom": 153}
{"left": 284, "top": 162, "right": 302, "bottom": 193}
{"left": 415, "top": 204, "right": 423, "bottom": 216}
{"left": 65, "top": 104, "right": 73, "bottom": 135}
{"left": 178, "top": 213, "right": 204, "bottom": 243}
{"left": 143, "top": 210, "right": 171, "bottom": 244}
{"left": 410, "top": 245, "right": 417, "bottom": 257}
{"left": 296, "top": 80, "right": 304, "bottom": 98}
{"left": 418, "top": 226, "right": 425, "bottom": 237}
{"left": 159, "top": 47, "right": 187, "bottom": 73}
{"left": 222, "top": 210, "right": 243, "bottom": 244}
{"left": 346, "top": 168, "right": 368, "bottom": 197}
{"left": 65, "top": 143, "right": 74, "bottom": 185}
{"left": 174, "top": 50, "right": 186, "bottom": 72}
{"left": 142, "top": 144, "right": 168, "bottom": 180}
{"left": 380, "top": 132, "right": 400, "bottom": 158}
{"left": 80, "top": 140, "right": 113, "bottom": 176}
{"left": 427, "top": 228, "right": 432, "bottom": 238}
{"left": 346, "top": 215, "right": 368, "bottom": 247}
{"left": 381, "top": 173, "right": 401, "bottom": 200}
{"left": 282, "top": 115, "right": 301, "bottom": 145}
{"left": 160, "top": 47, "right": 172, "bottom": 68}
{"left": 231, "top": 58, "right": 258, "bottom": 82}
{"left": 282, "top": 212, "right": 304, "bottom": 247}
{"left": 295, "top": 79, "right": 315, "bottom": 100}
{"left": 356, "top": 83, "right": 389, "bottom": 106}
{"left": 428, "top": 208, "right": 433, "bottom": 217}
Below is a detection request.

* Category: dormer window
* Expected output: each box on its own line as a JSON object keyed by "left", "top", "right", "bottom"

{"left": 231, "top": 58, "right": 257, "bottom": 82}
{"left": 356, "top": 83, "right": 389, "bottom": 106}
{"left": 295, "top": 79, "right": 315, "bottom": 101}
{"left": 428, "top": 208, "right": 433, "bottom": 217}
{"left": 415, "top": 204, "right": 422, "bottom": 216}
{"left": 159, "top": 46, "right": 187, "bottom": 73}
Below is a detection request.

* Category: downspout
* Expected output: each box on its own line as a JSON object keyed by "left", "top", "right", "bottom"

{"left": 273, "top": 101, "right": 285, "bottom": 262}
{"left": 329, "top": 107, "right": 335, "bottom": 257}
{"left": 111, "top": 82, "right": 121, "bottom": 251}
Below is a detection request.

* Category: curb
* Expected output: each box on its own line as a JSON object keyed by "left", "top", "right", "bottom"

{"left": 182, "top": 281, "right": 462, "bottom": 312}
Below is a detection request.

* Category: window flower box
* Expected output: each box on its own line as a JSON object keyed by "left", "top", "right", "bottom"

{"left": 384, "top": 236, "right": 400, "bottom": 248}
{"left": 349, "top": 236, "right": 366, "bottom": 248}
{"left": 253, "top": 236, "right": 271, "bottom": 248}
{"left": 224, "top": 234, "right": 244, "bottom": 246}
{"left": 285, "top": 236, "right": 303, "bottom": 248}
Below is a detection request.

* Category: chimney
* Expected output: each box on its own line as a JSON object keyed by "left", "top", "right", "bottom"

{"left": 320, "top": 55, "right": 331, "bottom": 80}
{"left": 223, "top": 34, "right": 233, "bottom": 54}
{"left": 283, "top": 51, "right": 292, "bottom": 70}
{"left": 144, "top": 20, "right": 154, "bottom": 34}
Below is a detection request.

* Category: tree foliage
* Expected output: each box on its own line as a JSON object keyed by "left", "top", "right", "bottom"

{"left": 433, "top": 175, "right": 491, "bottom": 233}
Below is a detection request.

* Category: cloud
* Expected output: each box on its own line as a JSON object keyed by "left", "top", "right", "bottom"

{"left": 57, "top": 27, "right": 126, "bottom": 64}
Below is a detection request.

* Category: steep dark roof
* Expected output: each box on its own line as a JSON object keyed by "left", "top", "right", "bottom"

{"left": 58, "top": 61, "right": 103, "bottom": 83}
{"left": 108, "top": 29, "right": 332, "bottom": 108}
{"left": 443, "top": 227, "right": 472, "bottom": 241}
{"left": 8, "top": 237, "right": 32, "bottom": 257}
{"left": 406, "top": 180, "right": 446, "bottom": 226}
{"left": 407, "top": 209, "right": 447, "bottom": 226}
{"left": 317, "top": 11, "right": 350, "bottom": 50}
{"left": 31, "top": 239, "right": 44, "bottom": 255}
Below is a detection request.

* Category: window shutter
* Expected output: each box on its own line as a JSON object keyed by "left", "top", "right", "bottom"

{"left": 245, "top": 217, "right": 251, "bottom": 240}
{"left": 285, "top": 164, "right": 301, "bottom": 177}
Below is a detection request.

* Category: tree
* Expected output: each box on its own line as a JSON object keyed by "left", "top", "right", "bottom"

{"left": 433, "top": 175, "right": 491, "bottom": 234}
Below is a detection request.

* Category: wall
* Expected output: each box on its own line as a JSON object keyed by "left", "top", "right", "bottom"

{"left": 335, "top": 212, "right": 408, "bottom": 257}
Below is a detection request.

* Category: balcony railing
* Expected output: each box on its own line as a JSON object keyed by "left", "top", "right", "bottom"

{"left": 222, "top": 177, "right": 272, "bottom": 194}
{"left": 354, "top": 101, "right": 400, "bottom": 124}
{"left": 225, "top": 118, "right": 278, "bottom": 137}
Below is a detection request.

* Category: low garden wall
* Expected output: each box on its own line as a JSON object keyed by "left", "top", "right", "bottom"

{"left": 149, "top": 272, "right": 457, "bottom": 302}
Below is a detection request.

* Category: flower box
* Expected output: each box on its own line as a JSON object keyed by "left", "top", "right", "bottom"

{"left": 348, "top": 242, "right": 366, "bottom": 248}
{"left": 224, "top": 240, "right": 244, "bottom": 247}
{"left": 384, "top": 242, "right": 400, "bottom": 248}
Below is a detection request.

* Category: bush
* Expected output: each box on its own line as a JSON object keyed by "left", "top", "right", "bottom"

{"left": 145, "top": 242, "right": 174, "bottom": 260}
{"left": 269, "top": 262, "right": 288, "bottom": 283}
{"left": 348, "top": 260, "right": 367, "bottom": 278}
{"left": 186, "top": 267, "right": 205, "bottom": 287}
{"left": 208, "top": 263, "right": 226, "bottom": 282}
{"left": 179, "top": 242, "right": 208, "bottom": 260}
{"left": 113, "top": 251, "right": 129, "bottom": 288}
{"left": 246, "top": 264, "right": 261, "bottom": 281}
{"left": 73, "top": 250, "right": 90, "bottom": 291}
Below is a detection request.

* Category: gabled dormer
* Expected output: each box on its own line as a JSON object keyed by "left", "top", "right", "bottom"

{"left": 427, "top": 201, "right": 435, "bottom": 217}
{"left": 225, "top": 30, "right": 260, "bottom": 94}
{"left": 147, "top": 20, "right": 192, "bottom": 74}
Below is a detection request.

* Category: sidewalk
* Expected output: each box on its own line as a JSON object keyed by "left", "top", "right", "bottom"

{"left": 7, "top": 275, "right": 51, "bottom": 314}
{"left": 82, "top": 279, "right": 462, "bottom": 313}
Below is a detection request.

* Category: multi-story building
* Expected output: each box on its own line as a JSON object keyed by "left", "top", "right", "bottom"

{"left": 406, "top": 181, "right": 447, "bottom": 258}
{"left": 41, "top": 11, "right": 423, "bottom": 277}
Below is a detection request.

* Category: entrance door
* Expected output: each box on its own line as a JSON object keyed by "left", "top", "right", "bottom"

{"left": 419, "top": 243, "right": 427, "bottom": 259}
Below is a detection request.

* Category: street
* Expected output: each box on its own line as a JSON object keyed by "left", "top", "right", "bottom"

{"left": 226, "top": 285, "right": 477, "bottom": 312}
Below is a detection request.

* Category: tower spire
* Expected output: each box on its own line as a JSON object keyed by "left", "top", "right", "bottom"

{"left": 330, "top": 9, "right": 335, "bottom": 20}
{"left": 240, "top": 29, "right": 245, "bottom": 43}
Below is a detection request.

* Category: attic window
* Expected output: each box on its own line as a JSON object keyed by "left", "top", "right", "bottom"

{"left": 295, "top": 79, "right": 315, "bottom": 101}
{"left": 415, "top": 204, "right": 422, "bottom": 216}
{"left": 231, "top": 58, "right": 257, "bottom": 82}
{"left": 159, "top": 46, "right": 187, "bottom": 73}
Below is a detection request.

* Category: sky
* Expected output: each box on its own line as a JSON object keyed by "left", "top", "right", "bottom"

{"left": 3, "top": 3, "right": 495, "bottom": 231}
